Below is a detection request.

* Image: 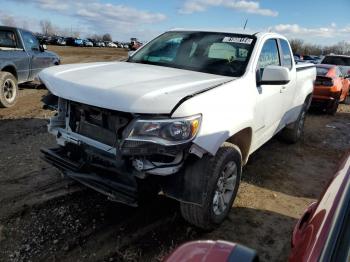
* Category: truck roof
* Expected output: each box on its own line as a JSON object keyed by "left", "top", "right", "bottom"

{"left": 167, "top": 28, "right": 287, "bottom": 40}
{"left": 0, "top": 26, "right": 20, "bottom": 31}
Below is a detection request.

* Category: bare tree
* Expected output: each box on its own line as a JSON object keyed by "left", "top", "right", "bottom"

{"left": 40, "top": 20, "right": 55, "bottom": 36}
{"left": 72, "top": 31, "right": 80, "bottom": 38}
{"left": 102, "top": 33, "right": 112, "bottom": 42}
{"left": 88, "top": 34, "right": 103, "bottom": 41}
{"left": 289, "top": 39, "right": 304, "bottom": 54}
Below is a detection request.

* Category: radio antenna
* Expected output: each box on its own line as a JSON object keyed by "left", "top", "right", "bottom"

{"left": 243, "top": 19, "right": 248, "bottom": 30}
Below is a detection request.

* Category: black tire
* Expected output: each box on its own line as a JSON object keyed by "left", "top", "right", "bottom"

{"left": 280, "top": 102, "right": 307, "bottom": 143}
{"left": 327, "top": 98, "right": 339, "bottom": 115}
{"left": 343, "top": 95, "right": 350, "bottom": 105}
{"left": 180, "top": 142, "right": 242, "bottom": 230}
{"left": 0, "top": 72, "right": 18, "bottom": 108}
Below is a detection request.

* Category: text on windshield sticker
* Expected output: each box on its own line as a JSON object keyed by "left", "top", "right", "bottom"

{"left": 222, "top": 37, "right": 253, "bottom": 44}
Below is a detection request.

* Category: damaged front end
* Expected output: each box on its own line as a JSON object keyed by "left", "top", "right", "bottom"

{"left": 41, "top": 97, "right": 204, "bottom": 206}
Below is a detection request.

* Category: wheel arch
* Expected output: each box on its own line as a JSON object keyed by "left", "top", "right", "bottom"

{"left": 226, "top": 127, "right": 252, "bottom": 165}
{"left": 1, "top": 65, "right": 18, "bottom": 79}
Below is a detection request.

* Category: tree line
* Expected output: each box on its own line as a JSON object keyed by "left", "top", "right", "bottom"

{"left": 39, "top": 20, "right": 113, "bottom": 41}
{"left": 289, "top": 39, "right": 350, "bottom": 56}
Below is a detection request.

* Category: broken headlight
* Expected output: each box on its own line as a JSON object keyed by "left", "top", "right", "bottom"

{"left": 124, "top": 114, "right": 201, "bottom": 146}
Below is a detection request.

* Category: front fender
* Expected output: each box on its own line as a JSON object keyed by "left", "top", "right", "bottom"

{"left": 172, "top": 79, "right": 255, "bottom": 156}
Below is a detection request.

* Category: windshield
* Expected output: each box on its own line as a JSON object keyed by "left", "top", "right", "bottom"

{"left": 128, "top": 31, "right": 256, "bottom": 77}
{"left": 322, "top": 56, "right": 350, "bottom": 66}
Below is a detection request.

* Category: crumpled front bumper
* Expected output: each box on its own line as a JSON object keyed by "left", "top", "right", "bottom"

{"left": 41, "top": 147, "right": 139, "bottom": 206}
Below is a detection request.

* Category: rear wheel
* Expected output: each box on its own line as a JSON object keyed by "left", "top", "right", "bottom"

{"left": 0, "top": 72, "right": 18, "bottom": 108}
{"left": 180, "top": 143, "right": 241, "bottom": 230}
{"left": 344, "top": 94, "right": 350, "bottom": 105}
{"left": 280, "top": 102, "right": 307, "bottom": 143}
{"left": 327, "top": 98, "right": 339, "bottom": 115}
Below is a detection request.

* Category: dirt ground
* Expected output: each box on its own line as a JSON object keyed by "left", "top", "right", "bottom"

{"left": 1, "top": 46, "right": 350, "bottom": 262}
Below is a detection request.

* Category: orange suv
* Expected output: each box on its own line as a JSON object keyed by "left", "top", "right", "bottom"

{"left": 311, "top": 64, "right": 350, "bottom": 114}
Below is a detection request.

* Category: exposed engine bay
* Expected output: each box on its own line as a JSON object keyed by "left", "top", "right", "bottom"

{"left": 41, "top": 96, "right": 207, "bottom": 207}
{"left": 46, "top": 97, "right": 196, "bottom": 176}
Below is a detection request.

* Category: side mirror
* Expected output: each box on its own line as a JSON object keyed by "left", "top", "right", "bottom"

{"left": 39, "top": 44, "right": 47, "bottom": 52}
{"left": 128, "top": 51, "right": 135, "bottom": 58}
{"left": 258, "top": 65, "right": 291, "bottom": 85}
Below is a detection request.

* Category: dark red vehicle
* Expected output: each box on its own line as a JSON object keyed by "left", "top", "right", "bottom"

{"left": 289, "top": 152, "right": 350, "bottom": 261}
{"left": 165, "top": 240, "right": 258, "bottom": 262}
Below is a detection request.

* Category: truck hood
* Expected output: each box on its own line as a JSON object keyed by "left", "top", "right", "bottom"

{"left": 44, "top": 50, "right": 59, "bottom": 59}
{"left": 39, "top": 62, "right": 233, "bottom": 114}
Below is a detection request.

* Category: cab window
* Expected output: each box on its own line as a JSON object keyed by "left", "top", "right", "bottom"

{"left": 0, "top": 30, "right": 18, "bottom": 48}
{"left": 21, "top": 30, "right": 40, "bottom": 51}
{"left": 257, "top": 39, "right": 280, "bottom": 78}
{"left": 258, "top": 39, "right": 280, "bottom": 68}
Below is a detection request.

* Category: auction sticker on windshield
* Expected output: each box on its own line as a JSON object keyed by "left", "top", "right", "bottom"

{"left": 222, "top": 37, "right": 253, "bottom": 44}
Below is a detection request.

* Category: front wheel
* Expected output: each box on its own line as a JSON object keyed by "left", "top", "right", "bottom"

{"left": 180, "top": 142, "right": 241, "bottom": 230}
{"left": 0, "top": 72, "right": 18, "bottom": 108}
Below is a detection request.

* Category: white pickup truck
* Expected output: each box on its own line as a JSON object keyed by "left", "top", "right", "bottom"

{"left": 39, "top": 30, "right": 316, "bottom": 229}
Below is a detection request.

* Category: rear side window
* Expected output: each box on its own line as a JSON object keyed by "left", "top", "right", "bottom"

{"left": 316, "top": 67, "right": 329, "bottom": 76}
{"left": 0, "top": 30, "right": 17, "bottom": 48}
{"left": 279, "top": 39, "right": 293, "bottom": 70}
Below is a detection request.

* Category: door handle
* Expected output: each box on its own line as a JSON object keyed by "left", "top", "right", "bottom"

{"left": 280, "top": 86, "right": 287, "bottom": 93}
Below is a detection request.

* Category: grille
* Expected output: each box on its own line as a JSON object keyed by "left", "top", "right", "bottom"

{"left": 68, "top": 102, "right": 132, "bottom": 146}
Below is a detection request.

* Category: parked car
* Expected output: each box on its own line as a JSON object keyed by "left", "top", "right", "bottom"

{"left": 294, "top": 55, "right": 305, "bottom": 64}
{"left": 83, "top": 39, "right": 93, "bottom": 47}
{"left": 321, "top": 54, "right": 350, "bottom": 78}
{"left": 0, "top": 26, "right": 60, "bottom": 107}
{"left": 65, "top": 37, "right": 75, "bottom": 46}
{"left": 311, "top": 64, "right": 350, "bottom": 114}
{"left": 165, "top": 240, "right": 258, "bottom": 262}
{"left": 74, "top": 38, "right": 84, "bottom": 47}
{"left": 290, "top": 151, "right": 350, "bottom": 262}
{"left": 94, "top": 41, "right": 105, "bottom": 47}
{"left": 168, "top": 151, "right": 350, "bottom": 262}
{"left": 303, "top": 55, "right": 321, "bottom": 64}
{"left": 129, "top": 40, "right": 142, "bottom": 51}
{"left": 65, "top": 37, "right": 84, "bottom": 47}
{"left": 105, "top": 41, "right": 118, "bottom": 48}
{"left": 39, "top": 30, "right": 316, "bottom": 229}
{"left": 50, "top": 37, "right": 66, "bottom": 46}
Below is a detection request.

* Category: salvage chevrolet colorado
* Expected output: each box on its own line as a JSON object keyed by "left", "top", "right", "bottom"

{"left": 39, "top": 30, "right": 316, "bottom": 229}
{"left": 0, "top": 26, "right": 60, "bottom": 107}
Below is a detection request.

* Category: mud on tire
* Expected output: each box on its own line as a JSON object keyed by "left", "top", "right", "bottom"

{"left": 180, "top": 142, "right": 242, "bottom": 230}
{"left": 0, "top": 72, "right": 18, "bottom": 108}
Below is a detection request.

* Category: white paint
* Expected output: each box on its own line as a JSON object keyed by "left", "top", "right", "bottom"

{"left": 40, "top": 31, "right": 316, "bottom": 163}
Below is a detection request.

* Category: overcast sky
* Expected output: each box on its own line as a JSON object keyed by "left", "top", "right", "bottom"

{"left": 1, "top": 0, "right": 350, "bottom": 44}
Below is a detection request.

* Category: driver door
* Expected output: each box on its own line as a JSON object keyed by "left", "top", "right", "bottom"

{"left": 20, "top": 30, "right": 51, "bottom": 80}
{"left": 253, "top": 38, "right": 287, "bottom": 148}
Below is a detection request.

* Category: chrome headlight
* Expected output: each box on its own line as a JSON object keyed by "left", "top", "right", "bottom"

{"left": 125, "top": 114, "right": 201, "bottom": 146}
